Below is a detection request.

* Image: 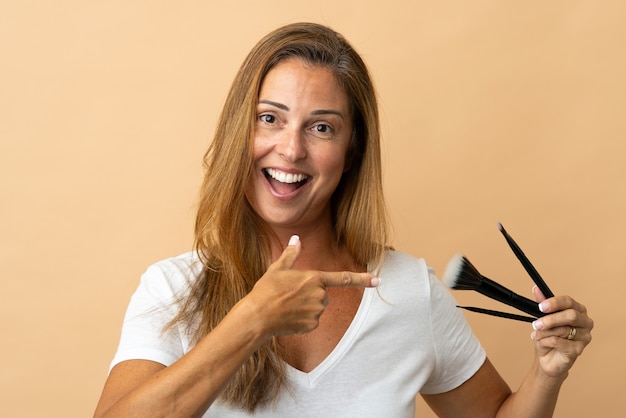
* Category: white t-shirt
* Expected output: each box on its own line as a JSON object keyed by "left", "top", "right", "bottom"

{"left": 111, "top": 250, "right": 486, "bottom": 417}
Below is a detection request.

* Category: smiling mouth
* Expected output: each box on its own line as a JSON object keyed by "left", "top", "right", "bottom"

{"left": 263, "top": 168, "right": 310, "bottom": 195}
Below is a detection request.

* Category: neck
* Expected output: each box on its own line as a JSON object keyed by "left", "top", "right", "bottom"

{"left": 266, "top": 223, "right": 355, "bottom": 272}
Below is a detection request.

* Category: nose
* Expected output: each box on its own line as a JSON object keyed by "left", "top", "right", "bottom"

{"left": 276, "top": 128, "right": 307, "bottom": 162}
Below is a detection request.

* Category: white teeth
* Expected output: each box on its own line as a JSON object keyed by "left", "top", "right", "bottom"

{"left": 265, "top": 168, "right": 307, "bottom": 183}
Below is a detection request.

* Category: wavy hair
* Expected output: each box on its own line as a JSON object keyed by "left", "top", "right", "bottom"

{"left": 171, "top": 22, "right": 389, "bottom": 412}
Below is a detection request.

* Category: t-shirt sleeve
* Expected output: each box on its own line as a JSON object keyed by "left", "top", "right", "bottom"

{"left": 109, "top": 263, "right": 187, "bottom": 371}
{"left": 419, "top": 267, "right": 486, "bottom": 394}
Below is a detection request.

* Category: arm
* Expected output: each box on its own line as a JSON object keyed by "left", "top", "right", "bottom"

{"left": 94, "top": 236, "right": 379, "bottom": 417}
{"left": 496, "top": 287, "right": 593, "bottom": 417}
{"left": 422, "top": 287, "right": 593, "bottom": 418}
{"left": 94, "top": 297, "right": 270, "bottom": 418}
{"left": 422, "top": 358, "right": 511, "bottom": 418}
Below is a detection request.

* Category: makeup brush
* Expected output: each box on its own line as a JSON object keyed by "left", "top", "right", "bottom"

{"left": 456, "top": 306, "right": 536, "bottom": 323}
{"left": 443, "top": 254, "right": 544, "bottom": 318}
{"left": 497, "top": 223, "right": 555, "bottom": 298}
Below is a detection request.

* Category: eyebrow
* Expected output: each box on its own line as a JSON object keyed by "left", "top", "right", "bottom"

{"left": 258, "top": 99, "right": 345, "bottom": 120}
{"left": 259, "top": 100, "right": 289, "bottom": 111}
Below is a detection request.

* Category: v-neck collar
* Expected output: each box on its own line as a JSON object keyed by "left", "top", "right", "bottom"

{"left": 284, "top": 286, "right": 375, "bottom": 387}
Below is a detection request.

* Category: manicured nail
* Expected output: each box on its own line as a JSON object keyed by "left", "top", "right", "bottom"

{"left": 530, "top": 331, "right": 536, "bottom": 340}
{"left": 532, "top": 319, "right": 543, "bottom": 330}
{"left": 538, "top": 301, "right": 549, "bottom": 313}
{"left": 370, "top": 277, "right": 380, "bottom": 287}
{"left": 288, "top": 235, "right": 299, "bottom": 246}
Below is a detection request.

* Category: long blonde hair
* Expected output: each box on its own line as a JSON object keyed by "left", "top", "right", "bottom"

{"left": 173, "top": 22, "right": 389, "bottom": 411}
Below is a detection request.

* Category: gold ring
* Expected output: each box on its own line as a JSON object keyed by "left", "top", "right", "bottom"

{"left": 567, "top": 327, "right": 577, "bottom": 340}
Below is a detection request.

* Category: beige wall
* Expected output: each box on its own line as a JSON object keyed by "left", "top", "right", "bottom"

{"left": 1, "top": 1, "right": 623, "bottom": 417}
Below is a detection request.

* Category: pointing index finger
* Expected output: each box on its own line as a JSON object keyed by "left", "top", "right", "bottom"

{"left": 321, "top": 271, "right": 380, "bottom": 288}
{"left": 268, "top": 235, "right": 301, "bottom": 272}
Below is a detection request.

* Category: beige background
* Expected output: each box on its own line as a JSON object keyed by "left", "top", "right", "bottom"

{"left": 1, "top": 1, "right": 624, "bottom": 417}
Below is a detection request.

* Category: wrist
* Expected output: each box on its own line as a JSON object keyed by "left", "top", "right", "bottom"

{"left": 531, "top": 358, "right": 568, "bottom": 391}
{"left": 230, "top": 294, "right": 274, "bottom": 344}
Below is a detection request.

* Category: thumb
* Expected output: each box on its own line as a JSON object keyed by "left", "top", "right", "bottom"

{"left": 532, "top": 285, "right": 547, "bottom": 303}
{"left": 269, "top": 235, "right": 301, "bottom": 272}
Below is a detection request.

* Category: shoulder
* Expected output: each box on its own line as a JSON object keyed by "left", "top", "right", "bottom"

{"left": 380, "top": 250, "right": 428, "bottom": 273}
{"left": 111, "top": 252, "right": 202, "bottom": 370}
{"left": 376, "top": 250, "right": 461, "bottom": 315}
{"left": 376, "top": 250, "right": 437, "bottom": 305}
{"left": 144, "top": 251, "right": 204, "bottom": 278}
{"left": 135, "top": 251, "right": 204, "bottom": 304}
{"left": 379, "top": 250, "right": 433, "bottom": 287}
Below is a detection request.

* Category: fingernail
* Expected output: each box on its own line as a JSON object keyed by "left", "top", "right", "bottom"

{"left": 370, "top": 277, "right": 380, "bottom": 287}
{"left": 532, "top": 285, "right": 538, "bottom": 294}
{"left": 530, "top": 331, "right": 536, "bottom": 340}
{"left": 538, "top": 301, "right": 548, "bottom": 313}
{"left": 288, "top": 235, "right": 299, "bottom": 246}
{"left": 532, "top": 319, "right": 543, "bottom": 330}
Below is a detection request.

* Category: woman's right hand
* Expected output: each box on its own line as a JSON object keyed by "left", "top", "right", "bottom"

{"left": 94, "top": 235, "right": 379, "bottom": 418}
{"left": 245, "top": 235, "right": 379, "bottom": 336}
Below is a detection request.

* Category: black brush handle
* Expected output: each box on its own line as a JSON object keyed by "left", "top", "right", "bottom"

{"left": 457, "top": 306, "right": 536, "bottom": 323}
{"left": 476, "top": 275, "right": 544, "bottom": 318}
{"left": 498, "top": 223, "right": 555, "bottom": 298}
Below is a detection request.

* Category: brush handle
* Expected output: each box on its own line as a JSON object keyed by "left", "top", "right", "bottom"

{"left": 477, "top": 275, "right": 544, "bottom": 318}
{"left": 498, "top": 223, "right": 555, "bottom": 298}
{"left": 457, "top": 306, "right": 536, "bottom": 323}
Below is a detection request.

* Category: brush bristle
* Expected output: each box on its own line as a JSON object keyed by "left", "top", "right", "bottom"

{"left": 442, "top": 254, "right": 484, "bottom": 290}
{"left": 442, "top": 253, "right": 464, "bottom": 288}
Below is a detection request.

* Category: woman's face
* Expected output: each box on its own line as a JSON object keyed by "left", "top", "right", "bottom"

{"left": 245, "top": 58, "right": 353, "bottom": 234}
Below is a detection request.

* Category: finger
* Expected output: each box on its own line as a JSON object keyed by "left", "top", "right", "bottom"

{"left": 538, "top": 295, "right": 588, "bottom": 316}
{"left": 532, "top": 324, "right": 582, "bottom": 341}
{"left": 532, "top": 285, "right": 547, "bottom": 303}
{"left": 532, "top": 334, "right": 588, "bottom": 360}
{"left": 531, "top": 307, "right": 594, "bottom": 338}
{"left": 321, "top": 271, "right": 380, "bottom": 288}
{"left": 267, "top": 235, "right": 301, "bottom": 272}
{"left": 533, "top": 325, "right": 592, "bottom": 350}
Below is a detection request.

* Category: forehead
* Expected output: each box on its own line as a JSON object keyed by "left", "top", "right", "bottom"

{"left": 259, "top": 58, "right": 350, "bottom": 113}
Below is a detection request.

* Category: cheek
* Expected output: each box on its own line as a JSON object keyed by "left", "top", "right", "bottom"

{"left": 252, "top": 135, "right": 271, "bottom": 163}
{"left": 318, "top": 151, "right": 348, "bottom": 181}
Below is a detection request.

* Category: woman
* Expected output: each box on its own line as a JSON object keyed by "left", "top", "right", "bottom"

{"left": 94, "top": 22, "right": 593, "bottom": 417}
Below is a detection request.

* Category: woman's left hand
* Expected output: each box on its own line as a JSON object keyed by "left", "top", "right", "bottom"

{"left": 530, "top": 286, "right": 594, "bottom": 378}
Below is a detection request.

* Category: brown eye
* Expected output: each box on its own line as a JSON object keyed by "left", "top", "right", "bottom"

{"left": 313, "top": 123, "right": 332, "bottom": 133}
{"left": 259, "top": 114, "right": 276, "bottom": 124}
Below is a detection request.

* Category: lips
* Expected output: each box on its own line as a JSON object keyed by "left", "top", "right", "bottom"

{"left": 263, "top": 167, "right": 310, "bottom": 196}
